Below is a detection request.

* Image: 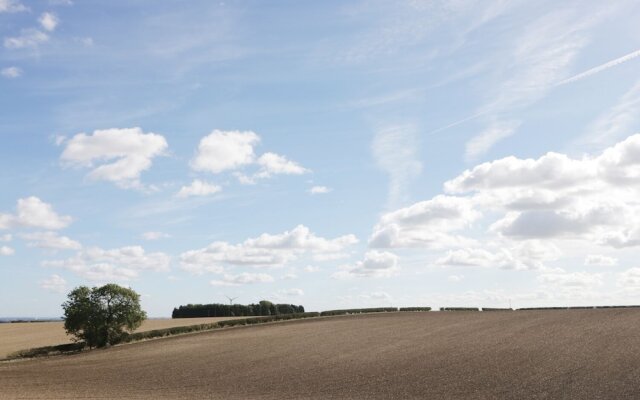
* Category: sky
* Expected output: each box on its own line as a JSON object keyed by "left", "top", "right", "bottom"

{"left": 2, "top": 0, "right": 640, "bottom": 317}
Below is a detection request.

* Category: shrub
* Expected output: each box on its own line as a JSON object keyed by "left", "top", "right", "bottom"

{"left": 439, "top": 307, "right": 480, "bottom": 311}
{"left": 481, "top": 308, "right": 513, "bottom": 311}
{"left": 399, "top": 307, "right": 432, "bottom": 312}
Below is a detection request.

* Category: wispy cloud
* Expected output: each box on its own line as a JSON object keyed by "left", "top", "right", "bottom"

{"left": 372, "top": 124, "right": 422, "bottom": 208}
{"left": 583, "top": 80, "right": 640, "bottom": 146}
{"left": 464, "top": 7, "right": 607, "bottom": 159}
{"left": 558, "top": 48, "right": 640, "bottom": 86}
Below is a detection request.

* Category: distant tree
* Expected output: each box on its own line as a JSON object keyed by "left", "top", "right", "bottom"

{"left": 62, "top": 284, "right": 147, "bottom": 348}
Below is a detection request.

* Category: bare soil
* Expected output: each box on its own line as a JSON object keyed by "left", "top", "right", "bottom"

{"left": 1, "top": 310, "right": 640, "bottom": 399}
{"left": 0, "top": 317, "right": 247, "bottom": 359}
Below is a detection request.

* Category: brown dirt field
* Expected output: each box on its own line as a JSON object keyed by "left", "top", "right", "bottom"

{"left": 2, "top": 310, "right": 640, "bottom": 399}
{"left": 0, "top": 317, "right": 248, "bottom": 359}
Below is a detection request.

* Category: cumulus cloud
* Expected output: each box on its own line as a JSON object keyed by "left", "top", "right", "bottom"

{"left": 44, "top": 245, "right": 170, "bottom": 282}
{"left": 60, "top": 127, "right": 168, "bottom": 189}
{"left": 617, "top": 268, "right": 640, "bottom": 288}
{"left": 369, "top": 195, "right": 479, "bottom": 249}
{"left": 38, "top": 12, "right": 59, "bottom": 31}
{"left": 435, "top": 240, "right": 560, "bottom": 271}
{"left": 181, "top": 225, "right": 358, "bottom": 274}
{"left": 309, "top": 186, "right": 331, "bottom": 194}
{"left": 0, "top": 0, "right": 27, "bottom": 13}
{"left": 210, "top": 272, "right": 274, "bottom": 286}
{"left": 1, "top": 66, "right": 22, "bottom": 78}
{"left": 191, "top": 130, "right": 259, "bottom": 173}
{"left": 39, "top": 274, "right": 66, "bottom": 293}
{"left": 21, "top": 231, "right": 81, "bottom": 250}
{"left": 4, "top": 29, "right": 49, "bottom": 49}
{"left": 538, "top": 272, "right": 603, "bottom": 288}
{"left": 0, "top": 197, "right": 72, "bottom": 230}
{"left": 0, "top": 246, "right": 14, "bottom": 256}
{"left": 584, "top": 254, "right": 617, "bottom": 267}
{"left": 333, "top": 250, "right": 399, "bottom": 279}
{"left": 176, "top": 179, "right": 222, "bottom": 198}
{"left": 191, "top": 130, "right": 308, "bottom": 184}
{"left": 365, "top": 133, "right": 640, "bottom": 284}
{"left": 141, "top": 231, "right": 171, "bottom": 241}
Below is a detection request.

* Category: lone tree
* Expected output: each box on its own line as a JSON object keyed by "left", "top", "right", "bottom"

{"left": 62, "top": 284, "right": 146, "bottom": 348}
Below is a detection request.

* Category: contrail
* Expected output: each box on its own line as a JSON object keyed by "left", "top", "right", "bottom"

{"left": 557, "top": 48, "right": 640, "bottom": 86}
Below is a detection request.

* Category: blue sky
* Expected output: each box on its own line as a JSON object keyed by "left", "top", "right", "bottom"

{"left": 2, "top": 0, "right": 640, "bottom": 317}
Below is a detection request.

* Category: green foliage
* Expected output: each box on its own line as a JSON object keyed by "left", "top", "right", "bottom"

{"left": 439, "top": 307, "right": 480, "bottom": 311}
{"left": 172, "top": 301, "right": 305, "bottom": 318}
{"left": 481, "top": 308, "right": 513, "bottom": 311}
{"left": 62, "top": 284, "right": 146, "bottom": 348}
{"left": 399, "top": 307, "right": 432, "bottom": 312}
{"left": 120, "top": 312, "right": 321, "bottom": 343}
{"left": 320, "top": 307, "right": 398, "bottom": 316}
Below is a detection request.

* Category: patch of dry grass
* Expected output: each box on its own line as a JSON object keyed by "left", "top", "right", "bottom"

{"left": 0, "top": 317, "right": 247, "bottom": 359}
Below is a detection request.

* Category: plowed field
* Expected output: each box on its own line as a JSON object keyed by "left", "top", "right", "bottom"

{"left": 2, "top": 310, "right": 639, "bottom": 399}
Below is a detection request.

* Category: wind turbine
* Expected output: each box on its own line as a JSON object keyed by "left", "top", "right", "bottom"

{"left": 225, "top": 295, "right": 238, "bottom": 306}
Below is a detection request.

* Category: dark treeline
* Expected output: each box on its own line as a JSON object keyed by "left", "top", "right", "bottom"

{"left": 172, "top": 300, "right": 304, "bottom": 318}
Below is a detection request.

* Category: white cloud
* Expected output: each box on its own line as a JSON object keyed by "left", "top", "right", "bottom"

{"left": 210, "top": 272, "right": 274, "bottom": 286}
{"left": 333, "top": 250, "right": 399, "bottom": 279}
{"left": 0, "top": 246, "right": 14, "bottom": 256}
{"left": 38, "top": 12, "right": 59, "bottom": 32}
{"left": 1, "top": 66, "right": 22, "bottom": 78}
{"left": 435, "top": 240, "right": 559, "bottom": 271}
{"left": 281, "top": 273, "right": 297, "bottom": 280}
{"left": 369, "top": 195, "right": 479, "bottom": 249}
{"left": 0, "top": 234, "right": 11, "bottom": 242}
{"left": 60, "top": 127, "right": 168, "bottom": 189}
{"left": 448, "top": 274, "right": 464, "bottom": 282}
{"left": 44, "top": 245, "right": 170, "bottom": 282}
{"left": 191, "top": 130, "right": 259, "bottom": 173}
{"left": 584, "top": 254, "right": 617, "bottom": 267}
{"left": 141, "top": 231, "right": 171, "bottom": 241}
{"left": 255, "top": 152, "right": 308, "bottom": 177}
{"left": 538, "top": 272, "right": 604, "bottom": 288}
{"left": 304, "top": 265, "right": 320, "bottom": 273}
{"left": 0, "top": 197, "right": 72, "bottom": 230}
{"left": 176, "top": 179, "right": 222, "bottom": 198}
{"left": 617, "top": 268, "right": 640, "bottom": 288}
{"left": 309, "top": 186, "right": 331, "bottom": 195}
{"left": 181, "top": 225, "right": 357, "bottom": 273}
{"left": 277, "top": 288, "right": 304, "bottom": 296}
{"left": 191, "top": 130, "right": 308, "bottom": 184}
{"left": 0, "top": 0, "right": 27, "bottom": 13}
{"left": 39, "top": 274, "right": 66, "bottom": 293}
{"left": 21, "top": 231, "right": 81, "bottom": 250}
{"left": 372, "top": 124, "right": 422, "bottom": 207}
{"left": 4, "top": 29, "right": 49, "bottom": 49}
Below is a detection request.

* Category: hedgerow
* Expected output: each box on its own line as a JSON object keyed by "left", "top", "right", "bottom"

{"left": 320, "top": 308, "right": 398, "bottom": 316}
{"left": 481, "top": 308, "right": 513, "bottom": 311}
{"left": 440, "top": 307, "right": 480, "bottom": 311}
{"left": 399, "top": 307, "right": 432, "bottom": 312}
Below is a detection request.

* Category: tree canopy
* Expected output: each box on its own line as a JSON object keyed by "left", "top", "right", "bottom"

{"left": 62, "top": 284, "right": 146, "bottom": 348}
